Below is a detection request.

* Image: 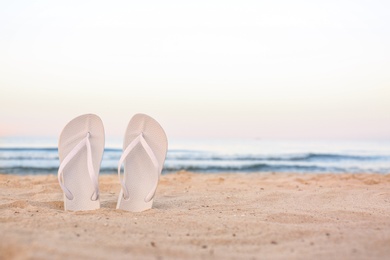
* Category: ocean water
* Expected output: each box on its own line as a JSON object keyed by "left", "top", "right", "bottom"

{"left": 0, "top": 137, "right": 389, "bottom": 174}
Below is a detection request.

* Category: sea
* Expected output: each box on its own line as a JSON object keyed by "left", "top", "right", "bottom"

{"left": 0, "top": 137, "right": 390, "bottom": 175}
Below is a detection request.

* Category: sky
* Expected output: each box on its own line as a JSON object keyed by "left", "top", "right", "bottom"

{"left": 0, "top": 0, "right": 389, "bottom": 140}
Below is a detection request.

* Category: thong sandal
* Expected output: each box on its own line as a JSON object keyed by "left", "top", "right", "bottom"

{"left": 117, "top": 114, "right": 168, "bottom": 212}
{"left": 58, "top": 114, "right": 105, "bottom": 211}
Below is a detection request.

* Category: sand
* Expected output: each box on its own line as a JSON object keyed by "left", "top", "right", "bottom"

{"left": 0, "top": 171, "right": 389, "bottom": 260}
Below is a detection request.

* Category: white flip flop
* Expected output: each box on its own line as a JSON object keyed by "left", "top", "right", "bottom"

{"left": 117, "top": 114, "right": 168, "bottom": 212}
{"left": 57, "top": 114, "right": 105, "bottom": 211}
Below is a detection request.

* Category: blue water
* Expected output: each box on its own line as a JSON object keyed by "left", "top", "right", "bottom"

{"left": 0, "top": 137, "right": 390, "bottom": 174}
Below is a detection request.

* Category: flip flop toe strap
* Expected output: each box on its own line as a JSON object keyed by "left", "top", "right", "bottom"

{"left": 118, "top": 133, "right": 160, "bottom": 203}
{"left": 58, "top": 132, "right": 99, "bottom": 201}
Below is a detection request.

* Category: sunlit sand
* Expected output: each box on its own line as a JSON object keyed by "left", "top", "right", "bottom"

{"left": 1, "top": 171, "right": 389, "bottom": 259}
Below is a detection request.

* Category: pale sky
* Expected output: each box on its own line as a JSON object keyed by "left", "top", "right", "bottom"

{"left": 1, "top": 1, "right": 389, "bottom": 139}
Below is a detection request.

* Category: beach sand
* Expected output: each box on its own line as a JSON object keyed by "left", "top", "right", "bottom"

{"left": 0, "top": 171, "right": 389, "bottom": 259}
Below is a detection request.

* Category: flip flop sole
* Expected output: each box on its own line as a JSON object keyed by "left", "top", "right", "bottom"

{"left": 117, "top": 114, "right": 168, "bottom": 212}
{"left": 58, "top": 114, "right": 105, "bottom": 211}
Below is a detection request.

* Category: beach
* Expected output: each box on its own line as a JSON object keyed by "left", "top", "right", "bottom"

{"left": 0, "top": 171, "right": 389, "bottom": 259}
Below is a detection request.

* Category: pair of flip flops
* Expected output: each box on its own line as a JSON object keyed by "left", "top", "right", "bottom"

{"left": 57, "top": 114, "right": 168, "bottom": 212}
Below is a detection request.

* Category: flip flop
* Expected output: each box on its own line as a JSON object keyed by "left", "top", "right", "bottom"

{"left": 57, "top": 114, "right": 105, "bottom": 211}
{"left": 117, "top": 114, "right": 168, "bottom": 212}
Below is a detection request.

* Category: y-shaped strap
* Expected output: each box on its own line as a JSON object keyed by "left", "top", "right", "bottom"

{"left": 118, "top": 133, "right": 160, "bottom": 202}
{"left": 58, "top": 132, "right": 99, "bottom": 201}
